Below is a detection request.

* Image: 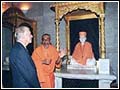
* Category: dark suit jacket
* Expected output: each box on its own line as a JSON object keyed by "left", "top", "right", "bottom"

{"left": 9, "top": 42, "right": 40, "bottom": 88}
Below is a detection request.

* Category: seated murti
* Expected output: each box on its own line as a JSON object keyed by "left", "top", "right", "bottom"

{"left": 68, "top": 56, "right": 96, "bottom": 69}
{"left": 69, "top": 31, "right": 96, "bottom": 68}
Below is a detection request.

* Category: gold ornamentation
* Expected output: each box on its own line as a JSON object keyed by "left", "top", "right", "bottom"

{"left": 51, "top": 2, "right": 105, "bottom": 63}
{"left": 99, "top": 14, "right": 106, "bottom": 58}
{"left": 51, "top": 2, "right": 104, "bottom": 19}
{"left": 55, "top": 19, "right": 60, "bottom": 51}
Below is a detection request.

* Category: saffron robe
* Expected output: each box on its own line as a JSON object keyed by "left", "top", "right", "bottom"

{"left": 32, "top": 45, "right": 60, "bottom": 88}
{"left": 72, "top": 42, "right": 94, "bottom": 65}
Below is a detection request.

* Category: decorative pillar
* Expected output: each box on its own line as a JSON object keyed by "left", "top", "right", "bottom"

{"left": 55, "top": 19, "right": 60, "bottom": 51}
{"left": 99, "top": 14, "right": 106, "bottom": 58}
{"left": 55, "top": 6, "right": 61, "bottom": 71}
{"left": 55, "top": 6, "right": 60, "bottom": 51}
{"left": 66, "top": 19, "right": 70, "bottom": 65}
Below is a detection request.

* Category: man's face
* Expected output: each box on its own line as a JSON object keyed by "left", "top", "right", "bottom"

{"left": 42, "top": 35, "right": 51, "bottom": 46}
{"left": 24, "top": 27, "right": 33, "bottom": 44}
{"left": 79, "top": 31, "right": 87, "bottom": 43}
{"left": 79, "top": 31, "right": 87, "bottom": 38}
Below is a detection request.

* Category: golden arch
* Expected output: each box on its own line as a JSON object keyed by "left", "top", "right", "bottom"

{"left": 50, "top": 2, "right": 105, "bottom": 63}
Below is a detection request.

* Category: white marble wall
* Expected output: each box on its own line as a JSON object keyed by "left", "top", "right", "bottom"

{"left": 105, "top": 2, "right": 118, "bottom": 83}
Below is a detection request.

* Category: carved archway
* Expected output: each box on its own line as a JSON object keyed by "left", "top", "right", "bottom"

{"left": 50, "top": 2, "right": 105, "bottom": 64}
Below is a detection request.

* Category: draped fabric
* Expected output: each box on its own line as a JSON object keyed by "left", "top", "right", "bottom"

{"left": 72, "top": 42, "right": 94, "bottom": 65}
{"left": 32, "top": 45, "right": 60, "bottom": 88}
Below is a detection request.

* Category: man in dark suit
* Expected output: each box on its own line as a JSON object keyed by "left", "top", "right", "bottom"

{"left": 9, "top": 24, "right": 40, "bottom": 88}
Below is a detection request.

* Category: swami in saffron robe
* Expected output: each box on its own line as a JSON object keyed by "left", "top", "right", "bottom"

{"left": 32, "top": 45, "right": 61, "bottom": 88}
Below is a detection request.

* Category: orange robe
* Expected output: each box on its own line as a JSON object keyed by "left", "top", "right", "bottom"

{"left": 32, "top": 45, "right": 61, "bottom": 88}
{"left": 72, "top": 42, "right": 94, "bottom": 65}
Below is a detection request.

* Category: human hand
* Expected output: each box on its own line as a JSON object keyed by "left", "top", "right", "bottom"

{"left": 59, "top": 48, "right": 67, "bottom": 58}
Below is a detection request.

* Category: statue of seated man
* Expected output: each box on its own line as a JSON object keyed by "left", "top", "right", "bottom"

{"left": 71, "top": 31, "right": 96, "bottom": 67}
